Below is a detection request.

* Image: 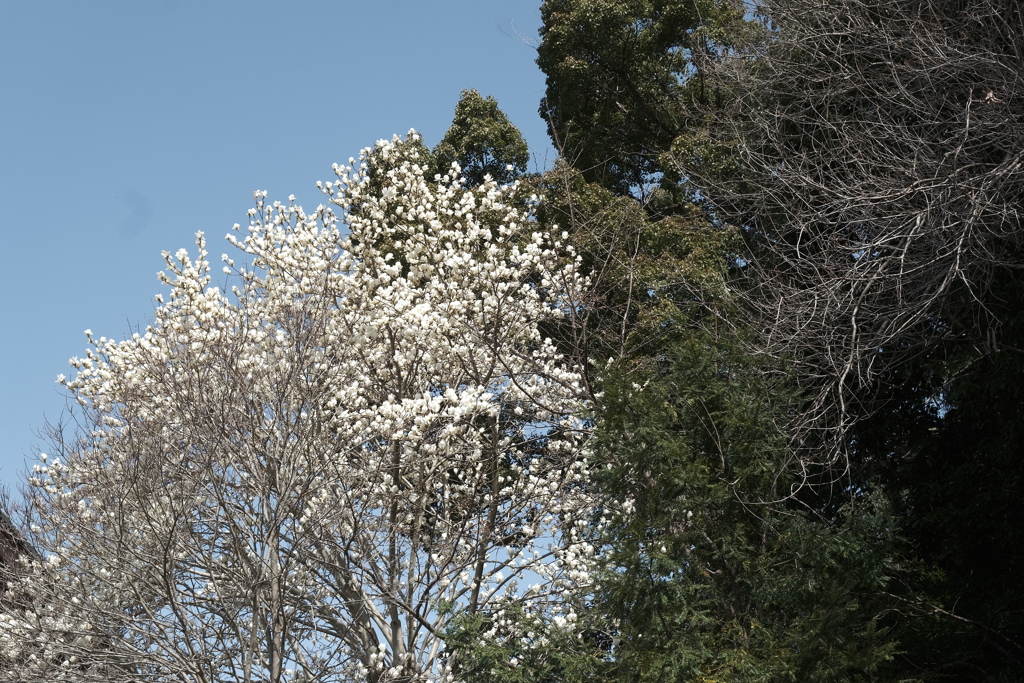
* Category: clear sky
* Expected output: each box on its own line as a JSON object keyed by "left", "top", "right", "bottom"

{"left": 0, "top": 1, "right": 555, "bottom": 490}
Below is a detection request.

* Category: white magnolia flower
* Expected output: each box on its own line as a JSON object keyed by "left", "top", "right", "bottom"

{"left": 20, "top": 133, "right": 597, "bottom": 683}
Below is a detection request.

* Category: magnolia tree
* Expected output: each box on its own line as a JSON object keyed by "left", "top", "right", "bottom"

{"left": 1, "top": 134, "right": 597, "bottom": 683}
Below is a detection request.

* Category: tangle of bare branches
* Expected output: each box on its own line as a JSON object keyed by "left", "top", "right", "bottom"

{"left": 687, "top": 0, "right": 1024, "bottom": 475}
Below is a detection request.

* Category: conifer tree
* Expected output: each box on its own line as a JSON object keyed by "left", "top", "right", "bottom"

{"left": 433, "top": 89, "right": 530, "bottom": 187}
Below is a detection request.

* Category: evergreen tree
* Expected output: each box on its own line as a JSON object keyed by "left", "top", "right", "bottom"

{"left": 594, "top": 330, "right": 896, "bottom": 682}
{"left": 537, "top": 0, "right": 757, "bottom": 202}
{"left": 517, "top": 1, "right": 914, "bottom": 680}
{"left": 433, "top": 89, "right": 530, "bottom": 187}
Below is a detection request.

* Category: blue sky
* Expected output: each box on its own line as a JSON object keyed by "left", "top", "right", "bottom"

{"left": 0, "top": 1, "right": 555, "bottom": 489}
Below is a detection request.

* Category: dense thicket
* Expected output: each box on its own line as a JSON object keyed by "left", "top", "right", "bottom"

{"left": 519, "top": 0, "right": 1024, "bottom": 680}
{"left": 698, "top": 1, "right": 1024, "bottom": 677}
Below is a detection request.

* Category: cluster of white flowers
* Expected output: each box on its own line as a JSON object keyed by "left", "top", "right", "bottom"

{"left": 9, "top": 133, "right": 597, "bottom": 682}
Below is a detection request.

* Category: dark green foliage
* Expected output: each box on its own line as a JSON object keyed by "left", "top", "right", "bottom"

{"left": 525, "top": 160, "right": 738, "bottom": 372}
{"left": 591, "top": 326, "right": 897, "bottom": 682}
{"left": 526, "top": 4, "right": 901, "bottom": 679}
{"left": 451, "top": 312, "right": 901, "bottom": 683}
{"left": 445, "top": 605, "right": 611, "bottom": 683}
{"left": 537, "top": 0, "right": 756, "bottom": 198}
{"left": 433, "top": 89, "right": 530, "bottom": 187}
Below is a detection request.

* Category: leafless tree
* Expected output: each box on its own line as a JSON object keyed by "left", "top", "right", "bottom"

{"left": 681, "top": 0, "right": 1024, "bottom": 475}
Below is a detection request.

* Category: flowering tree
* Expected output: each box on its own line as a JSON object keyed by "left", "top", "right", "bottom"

{"left": 1, "top": 134, "right": 595, "bottom": 683}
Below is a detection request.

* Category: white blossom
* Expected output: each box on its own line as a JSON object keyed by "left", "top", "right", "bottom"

{"left": 6, "top": 134, "right": 596, "bottom": 683}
